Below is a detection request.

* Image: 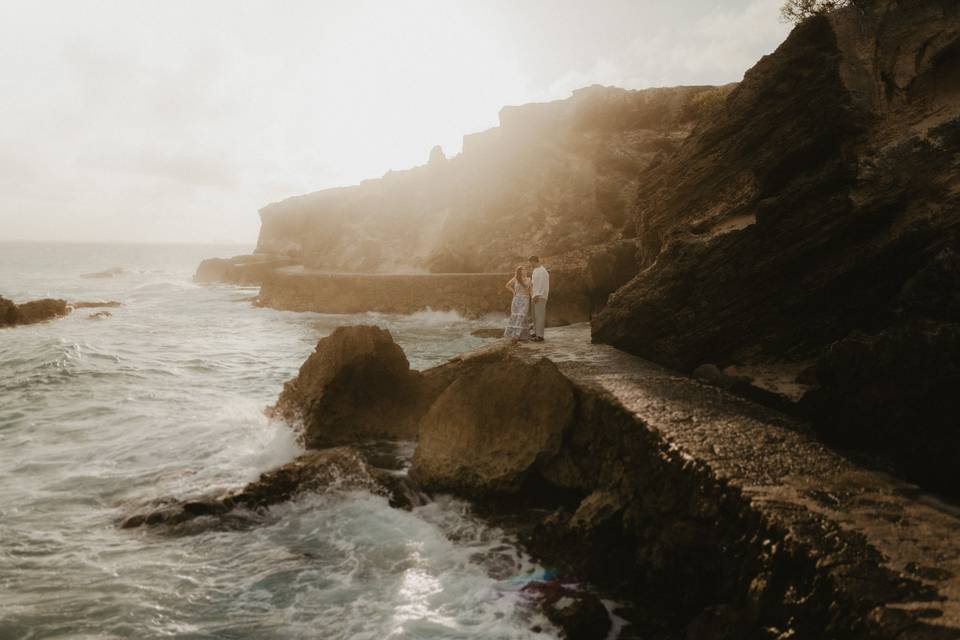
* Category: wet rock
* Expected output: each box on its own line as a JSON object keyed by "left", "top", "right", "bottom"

{"left": 410, "top": 354, "right": 575, "bottom": 494}
{"left": 522, "top": 581, "right": 611, "bottom": 640}
{"left": 88, "top": 311, "right": 112, "bottom": 319}
{"left": 270, "top": 325, "right": 429, "bottom": 447}
{"left": 568, "top": 490, "right": 623, "bottom": 533}
{"left": 0, "top": 296, "right": 70, "bottom": 328}
{"left": 121, "top": 447, "right": 388, "bottom": 529}
{"left": 71, "top": 300, "right": 121, "bottom": 309}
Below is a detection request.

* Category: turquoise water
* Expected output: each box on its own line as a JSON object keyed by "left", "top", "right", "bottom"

{"left": 0, "top": 243, "right": 555, "bottom": 639}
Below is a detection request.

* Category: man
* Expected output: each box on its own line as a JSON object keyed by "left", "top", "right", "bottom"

{"left": 529, "top": 255, "right": 549, "bottom": 342}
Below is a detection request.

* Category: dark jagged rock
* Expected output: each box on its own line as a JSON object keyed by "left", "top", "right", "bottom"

{"left": 120, "top": 447, "right": 388, "bottom": 530}
{"left": 0, "top": 296, "right": 70, "bottom": 328}
{"left": 521, "top": 581, "right": 612, "bottom": 640}
{"left": 194, "top": 254, "right": 296, "bottom": 285}
{"left": 592, "top": 1, "right": 960, "bottom": 496}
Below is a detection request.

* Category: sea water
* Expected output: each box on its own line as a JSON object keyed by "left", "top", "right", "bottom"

{"left": 0, "top": 243, "right": 557, "bottom": 639}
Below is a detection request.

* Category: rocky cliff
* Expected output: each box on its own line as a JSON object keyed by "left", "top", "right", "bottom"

{"left": 593, "top": 0, "right": 960, "bottom": 496}
{"left": 255, "top": 84, "right": 726, "bottom": 274}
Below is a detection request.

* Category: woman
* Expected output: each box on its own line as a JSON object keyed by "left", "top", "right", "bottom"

{"left": 503, "top": 265, "right": 532, "bottom": 342}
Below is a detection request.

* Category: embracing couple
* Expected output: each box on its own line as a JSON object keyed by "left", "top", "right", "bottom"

{"left": 503, "top": 255, "right": 549, "bottom": 343}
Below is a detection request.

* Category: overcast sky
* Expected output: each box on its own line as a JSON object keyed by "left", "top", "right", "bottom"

{"left": 0, "top": 0, "right": 791, "bottom": 244}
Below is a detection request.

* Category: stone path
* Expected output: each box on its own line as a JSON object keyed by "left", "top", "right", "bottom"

{"left": 517, "top": 324, "right": 960, "bottom": 636}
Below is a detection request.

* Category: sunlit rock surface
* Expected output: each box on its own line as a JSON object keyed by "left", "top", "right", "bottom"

{"left": 254, "top": 84, "right": 723, "bottom": 275}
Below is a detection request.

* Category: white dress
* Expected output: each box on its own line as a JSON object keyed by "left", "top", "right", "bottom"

{"left": 504, "top": 280, "right": 531, "bottom": 340}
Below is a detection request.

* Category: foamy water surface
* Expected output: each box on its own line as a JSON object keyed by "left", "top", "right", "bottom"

{"left": 0, "top": 243, "right": 558, "bottom": 639}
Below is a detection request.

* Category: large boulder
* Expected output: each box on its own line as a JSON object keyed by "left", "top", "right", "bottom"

{"left": 0, "top": 296, "right": 70, "bottom": 327}
{"left": 271, "top": 325, "right": 428, "bottom": 447}
{"left": 410, "top": 354, "right": 576, "bottom": 494}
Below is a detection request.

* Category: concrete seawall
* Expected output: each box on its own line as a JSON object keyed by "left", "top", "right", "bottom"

{"left": 256, "top": 268, "right": 592, "bottom": 325}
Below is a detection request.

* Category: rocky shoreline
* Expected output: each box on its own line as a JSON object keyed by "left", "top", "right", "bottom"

{"left": 127, "top": 324, "right": 960, "bottom": 639}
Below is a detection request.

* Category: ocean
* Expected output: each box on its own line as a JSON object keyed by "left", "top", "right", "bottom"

{"left": 0, "top": 242, "right": 558, "bottom": 639}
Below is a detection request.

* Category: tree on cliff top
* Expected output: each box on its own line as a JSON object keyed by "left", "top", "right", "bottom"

{"left": 780, "top": 0, "right": 870, "bottom": 23}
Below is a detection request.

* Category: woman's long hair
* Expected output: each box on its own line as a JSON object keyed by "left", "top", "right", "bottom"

{"left": 515, "top": 265, "right": 525, "bottom": 285}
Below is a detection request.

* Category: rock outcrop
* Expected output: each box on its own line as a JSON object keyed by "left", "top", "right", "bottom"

{"left": 255, "top": 85, "right": 721, "bottom": 275}
{"left": 270, "top": 325, "right": 433, "bottom": 447}
{"left": 121, "top": 447, "right": 390, "bottom": 530}
{"left": 262, "top": 323, "right": 960, "bottom": 638}
{"left": 592, "top": 1, "right": 960, "bottom": 496}
{"left": 0, "top": 296, "right": 70, "bottom": 328}
{"left": 194, "top": 254, "right": 297, "bottom": 285}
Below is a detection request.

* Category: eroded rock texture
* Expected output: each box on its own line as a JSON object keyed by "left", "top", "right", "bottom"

{"left": 593, "top": 1, "right": 960, "bottom": 495}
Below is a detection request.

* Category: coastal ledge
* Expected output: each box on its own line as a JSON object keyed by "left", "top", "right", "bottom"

{"left": 261, "top": 322, "right": 960, "bottom": 637}
{"left": 255, "top": 267, "right": 592, "bottom": 326}
{"left": 506, "top": 326, "right": 960, "bottom": 637}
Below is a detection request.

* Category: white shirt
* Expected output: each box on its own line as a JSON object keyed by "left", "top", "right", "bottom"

{"left": 531, "top": 265, "right": 549, "bottom": 300}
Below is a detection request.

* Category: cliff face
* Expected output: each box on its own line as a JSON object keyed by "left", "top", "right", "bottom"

{"left": 593, "top": 1, "right": 960, "bottom": 492}
{"left": 255, "top": 84, "right": 725, "bottom": 273}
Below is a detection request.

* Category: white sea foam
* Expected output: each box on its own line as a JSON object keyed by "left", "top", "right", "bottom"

{"left": 0, "top": 242, "right": 560, "bottom": 639}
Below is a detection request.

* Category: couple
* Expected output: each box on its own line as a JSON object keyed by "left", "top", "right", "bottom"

{"left": 504, "top": 255, "right": 549, "bottom": 342}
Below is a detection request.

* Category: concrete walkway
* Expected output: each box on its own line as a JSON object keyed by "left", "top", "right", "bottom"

{"left": 518, "top": 323, "right": 960, "bottom": 636}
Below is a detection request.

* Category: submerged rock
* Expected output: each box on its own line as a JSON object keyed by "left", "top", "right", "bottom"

{"left": 0, "top": 296, "right": 70, "bottom": 328}
{"left": 470, "top": 327, "right": 504, "bottom": 339}
{"left": 592, "top": 1, "right": 960, "bottom": 496}
{"left": 71, "top": 300, "right": 121, "bottom": 309}
{"left": 88, "top": 311, "right": 112, "bottom": 319}
{"left": 121, "top": 447, "right": 389, "bottom": 530}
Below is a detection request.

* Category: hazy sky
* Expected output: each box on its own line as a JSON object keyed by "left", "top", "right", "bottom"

{"left": 0, "top": 1, "right": 791, "bottom": 244}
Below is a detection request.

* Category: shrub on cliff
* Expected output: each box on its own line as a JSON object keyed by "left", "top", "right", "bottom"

{"left": 780, "top": 0, "right": 871, "bottom": 23}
